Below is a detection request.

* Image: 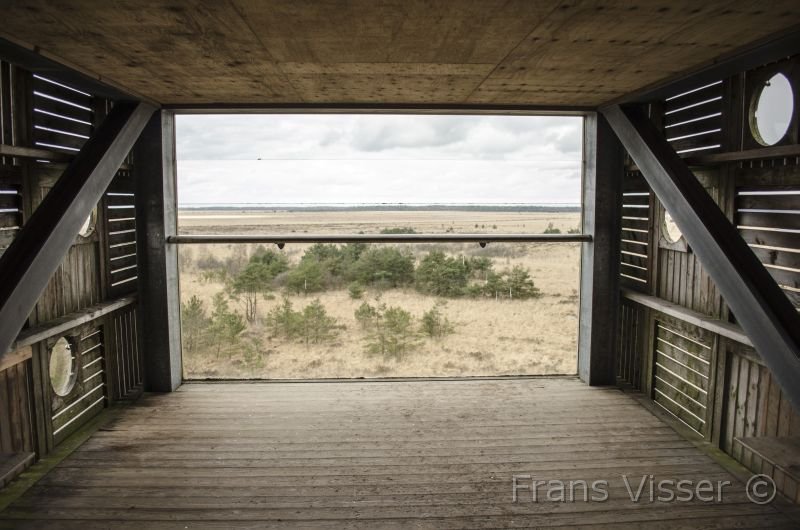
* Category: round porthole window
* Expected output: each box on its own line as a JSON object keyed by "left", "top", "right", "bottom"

{"left": 78, "top": 207, "right": 97, "bottom": 238}
{"left": 663, "top": 210, "right": 683, "bottom": 244}
{"left": 751, "top": 73, "right": 794, "bottom": 146}
{"left": 49, "top": 337, "right": 77, "bottom": 397}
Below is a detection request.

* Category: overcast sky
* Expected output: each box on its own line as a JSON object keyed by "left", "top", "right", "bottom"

{"left": 176, "top": 115, "right": 582, "bottom": 206}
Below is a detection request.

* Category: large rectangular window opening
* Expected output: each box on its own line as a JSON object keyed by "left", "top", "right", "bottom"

{"left": 174, "top": 114, "right": 584, "bottom": 379}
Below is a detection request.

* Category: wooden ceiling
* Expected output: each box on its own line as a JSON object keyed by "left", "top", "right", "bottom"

{"left": 2, "top": 1, "right": 799, "bottom": 108}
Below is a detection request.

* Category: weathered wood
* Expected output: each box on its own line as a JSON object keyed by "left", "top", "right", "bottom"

{"left": 578, "top": 113, "right": 623, "bottom": 385}
{"left": 0, "top": 452, "right": 34, "bottom": 488}
{"left": 603, "top": 104, "right": 800, "bottom": 416}
{"left": 0, "top": 101, "right": 155, "bottom": 362}
{"left": 0, "top": 346, "right": 31, "bottom": 373}
{"left": 0, "top": 144, "right": 71, "bottom": 162}
{"left": 134, "top": 111, "right": 180, "bottom": 392}
{"left": 614, "top": 24, "right": 800, "bottom": 106}
{"left": 622, "top": 289, "right": 751, "bottom": 347}
{"left": 0, "top": 379, "right": 793, "bottom": 527}
{"left": 2, "top": 4, "right": 800, "bottom": 108}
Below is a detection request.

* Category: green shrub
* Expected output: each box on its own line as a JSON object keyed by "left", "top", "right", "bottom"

{"left": 360, "top": 302, "right": 419, "bottom": 359}
{"left": 355, "top": 301, "right": 379, "bottom": 330}
{"left": 420, "top": 302, "right": 454, "bottom": 339}
{"left": 543, "top": 222, "right": 561, "bottom": 234}
{"left": 477, "top": 266, "right": 541, "bottom": 300}
{"left": 181, "top": 295, "right": 208, "bottom": 352}
{"left": 231, "top": 261, "right": 275, "bottom": 322}
{"left": 348, "top": 282, "right": 365, "bottom": 299}
{"left": 380, "top": 227, "right": 417, "bottom": 234}
{"left": 349, "top": 247, "right": 415, "bottom": 288}
{"left": 299, "top": 299, "right": 340, "bottom": 347}
{"left": 250, "top": 245, "right": 290, "bottom": 276}
{"left": 415, "top": 251, "right": 469, "bottom": 297}
{"left": 286, "top": 260, "right": 327, "bottom": 294}
{"left": 266, "top": 297, "right": 302, "bottom": 339}
{"left": 208, "top": 293, "right": 246, "bottom": 358}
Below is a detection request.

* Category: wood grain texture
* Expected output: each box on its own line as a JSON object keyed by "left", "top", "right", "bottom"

{"left": 0, "top": 379, "right": 793, "bottom": 528}
{"left": 0, "top": 1, "right": 799, "bottom": 106}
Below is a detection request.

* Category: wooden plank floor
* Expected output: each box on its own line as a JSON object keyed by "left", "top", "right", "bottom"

{"left": 0, "top": 377, "right": 794, "bottom": 529}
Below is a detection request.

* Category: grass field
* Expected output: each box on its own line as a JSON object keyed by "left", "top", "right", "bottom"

{"left": 178, "top": 210, "right": 581, "bottom": 379}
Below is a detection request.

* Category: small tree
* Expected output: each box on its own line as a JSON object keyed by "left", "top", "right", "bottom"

{"left": 355, "top": 300, "right": 379, "bottom": 330}
{"left": 505, "top": 265, "right": 540, "bottom": 299}
{"left": 415, "top": 251, "right": 469, "bottom": 297}
{"left": 420, "top": 302, "right": 454, "bottom": 339}
{"left": 231, "top": 261, "right": 275, "bottom": 322}
{"left": 286, "top": 260, "right": 326, "bottom": 294}
{"left": 299, "top": 299, "right": 340, "bottom": 347}
{"left": 362, "top": 303, "right": 419, "bottom": 359}
{"left": 209, "top": 293, "right": 246, "bottom": 358}
{"left": 181, "top": 295, "right": 208, "bottom": 352}
{"left": 348, "top": 281, "right": 365, "bottom": 299}
{"left": 266, "top": 297, "right": 301, "bottom": 339}
{"left": 543, "top": 222, "right": 561, "bottom": 234}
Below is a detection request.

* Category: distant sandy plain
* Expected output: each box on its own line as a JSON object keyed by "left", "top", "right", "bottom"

{"left": 178, "top": 209, "right": 581, "bottom": 379}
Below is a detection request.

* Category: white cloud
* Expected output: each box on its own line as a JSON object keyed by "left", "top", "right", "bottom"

{"left": 176, "top": 114, "right": 582, "bottom": 205}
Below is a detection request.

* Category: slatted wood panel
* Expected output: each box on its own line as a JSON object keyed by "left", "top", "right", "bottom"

{"left": 35, "top": 239, "right": 102, "bottom": 323}
{"left": 0, "top": 61, "right": 24, "bottom": 166}
{"left": 616, "top": 299, "right": 644, "bottom": 390}
{"left": 652, "top": 319, "right": 713, "bottom": 437}
{"left": 620, "top": 171, "right": 652, "bottom": 290}
{"left": 656, "top": 245, "right": 719, "bottom": 316}
{"left": 663, "top": 81, "right": 723, "bottom": 155}
{"left": 104, "top": 172, "right": 138, "bottom": 298}
{"left": 0, "top": 362, "right": 35, "bottom": 455}
{"left": 723, "top": 342, "right": 800, "bottom": 503}
{"left": 0, "top": 379, "right": 795, "bottom": 529}
{"left": 31, "top": 75, "right": 93, "bottom": 157}
{"left": 735, "top": 187, "right": 800, "bottom": 307}
{"left": 108, "top": 305, "right": 143, "bottom": 400}
{"left": 0, "top": 182, "right": 22, "bottom": 256}
{"left": 50, "top": 327, "right": 107, "bottom": 446}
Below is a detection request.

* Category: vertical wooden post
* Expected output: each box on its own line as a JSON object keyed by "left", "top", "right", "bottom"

{"left": 578, "top": 113, "right": 624, "bottom": 385}
{"left": 134, "top": 111, "right": 182, "bottom": 392}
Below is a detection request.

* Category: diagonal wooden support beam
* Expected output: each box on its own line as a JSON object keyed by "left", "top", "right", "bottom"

{"left": 0, "top": 101, "right": 156, "bottom": 361}
{"left": 602, "top": 104, "right": 800, "bottom": 413}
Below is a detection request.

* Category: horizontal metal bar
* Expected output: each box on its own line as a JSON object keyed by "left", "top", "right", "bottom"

{"left": 167, "top": 233, "right": 592, "bottom": 245}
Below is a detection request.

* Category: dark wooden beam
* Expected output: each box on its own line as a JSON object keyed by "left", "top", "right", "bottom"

{"left": 578, "top": 113, "right": 623, "bottom": 385}
{"left": 165, "top": 103, "right": 592, "bottom": 115}
{"left": 608, "top": 24, "right": 800, "bottom": 105}
{"left": 135, "top": 111, "right": 182, "bottom": 392}
{"left": 0, "top": 101, "right": 156, "bottom": 361}
{"left": 602, "top": 104, "right": 800, "bottom": 412}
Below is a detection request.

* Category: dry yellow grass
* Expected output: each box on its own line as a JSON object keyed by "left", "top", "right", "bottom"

{"left": 178, "top": 210, "right": 581, "bottom": 379}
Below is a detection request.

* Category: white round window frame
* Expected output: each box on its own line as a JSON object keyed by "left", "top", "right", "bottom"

{"left": 49, "top": 336, "right": 78, "bottom": 397}
{"left": 662, "top": 210, "right": 683, "bottom": 244}
{"left": 749, "top": 72, "right": 794, "bottom": 147}
{"left": 78, "top": 207, "right": 98, "bottom": 239}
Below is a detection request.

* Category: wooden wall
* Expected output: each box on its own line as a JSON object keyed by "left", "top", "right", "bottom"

{"left": 0, "top": 58, "right": 143, "bottom": 472}
{"left": 617, "top": 54, "right": 800, "bottom": 503}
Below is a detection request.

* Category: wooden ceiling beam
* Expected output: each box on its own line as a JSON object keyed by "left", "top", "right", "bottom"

{"left": 602, "top": 103, "right": 800, "bottom": 413}
{"left": 163, "top": 103, "right": 592, "bottom": 115}
{"left": 609, "top": 24, "right": 800, "bottom": 105}
{"left": 0, "top": 101, "right": 156, "bottom": 361}
{"left": 0, "top": 35, "right": 157, "bottom": 105}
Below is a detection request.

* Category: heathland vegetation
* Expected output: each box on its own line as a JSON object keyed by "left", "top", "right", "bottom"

{"left": 178, "top": 209, "right": 581, "bottom": 378}
{"left": 182, "top": 242, "right": 543, "bottom": 365}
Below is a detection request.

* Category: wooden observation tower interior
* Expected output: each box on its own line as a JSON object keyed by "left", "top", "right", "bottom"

{"left": 0, "top": 1, "right": 799, "bottom": 527}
